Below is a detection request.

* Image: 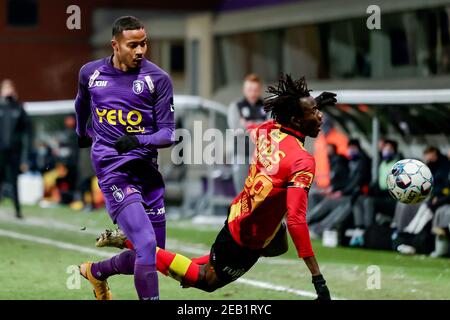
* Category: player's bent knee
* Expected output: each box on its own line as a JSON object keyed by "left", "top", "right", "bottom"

{"left": 141, "top": 236, "right": 157, "bottom": 252}
{"left": 134, "top": 235, "right": 157, "bottom": 261}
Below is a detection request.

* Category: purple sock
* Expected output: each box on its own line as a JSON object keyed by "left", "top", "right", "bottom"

{"left": 91, "top": 250, "right": 136, "bottom": 281}
{"left": 116, "top": 202, "right": 158, "bottom": 299}
{"left": 91, "top": 208, "right": 166, "bottom": 282}
{"left": 92, "top": 256, "right": 159, "bottom": 300}
{"left": 134, "top": 264, "right": 159, "bottom": 300}
{"left": 151, "top": 219, "right": 166, "bottom": 249}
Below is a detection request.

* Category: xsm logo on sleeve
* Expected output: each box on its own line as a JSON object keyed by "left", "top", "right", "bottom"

{"left": 93, "top": 80, "right": 108, "bottom": 87}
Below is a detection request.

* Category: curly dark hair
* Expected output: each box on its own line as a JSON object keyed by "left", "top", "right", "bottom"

{"left": 264, "top": 74, "right": 311, "bottom": 126}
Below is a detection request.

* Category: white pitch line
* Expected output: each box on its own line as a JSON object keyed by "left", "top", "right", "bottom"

{"left": 0, "top": 212, "right": 296, "bottom": 265}
{"left": 0, "top": 211, "right": 345, "bottom": 298}
{"left": 0, "top": 211, "right": 103, "bottom": 235}
{"left": 0, "top": 228, "right": 325, "bottom": 299}
{"left": 235, "top": 278, "right": 318, "bottom": 298}
{"left": 0, "top": 228, "right": 113, "bottom": 258}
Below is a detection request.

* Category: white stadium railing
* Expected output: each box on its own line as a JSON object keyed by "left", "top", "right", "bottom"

{"left": 23, "top": 89, "right": 450, "bottom": 115}
{"left": 324, "top": 89, "right": 450, "bottom": 105}
{"left": 23, "top": 95, "right": 229, "bottom": 116}
{"left": 23, "top": 91, "right": 450, "bottom": 216}
{"left": 24, "top": 95, "right": 230, "bottom": 216}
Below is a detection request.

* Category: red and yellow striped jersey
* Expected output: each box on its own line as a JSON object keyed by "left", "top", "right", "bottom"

{"left": 228, "top": 120, "right": 315, "bottom": 251}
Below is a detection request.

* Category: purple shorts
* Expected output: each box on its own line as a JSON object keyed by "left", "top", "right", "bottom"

{"left": 98, "top": 160, "right": 166, "bottom": 224}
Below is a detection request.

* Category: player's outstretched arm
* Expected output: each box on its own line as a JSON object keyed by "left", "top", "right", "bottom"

{"left": 137, "top": 74, "right": 175, "bottom": 148}
{"left": 286, "top": 186, "right": 331, "bottom": 300}
{"left": 113, "top": 123, "right": 174, "bottom": 154}
{"left": 303, "top": 256, "right": 331, "bottom": 300}
{"left": 136, "top": 123, "right": 175, "bottom": 148}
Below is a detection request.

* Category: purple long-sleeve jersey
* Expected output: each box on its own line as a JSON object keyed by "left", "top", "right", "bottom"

{"left": 75, "top": 56, "right": 175, "bottom": 179}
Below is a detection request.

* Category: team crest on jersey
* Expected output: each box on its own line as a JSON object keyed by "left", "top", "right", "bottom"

{"left": 132, "top": 80, "right": 145, "bottom": 94}
{"left": 111, "top": 185, "right": 125, "bottom": 203}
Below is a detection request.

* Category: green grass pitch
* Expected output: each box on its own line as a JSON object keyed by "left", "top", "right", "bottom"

{"left": 0, "top": 202, "right": 449, "bottom": 300}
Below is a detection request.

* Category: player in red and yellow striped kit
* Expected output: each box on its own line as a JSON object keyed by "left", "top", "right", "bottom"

{"left": 227, "top": 118, "right": 316, "bottom": 255}
{"left": 95, "top": 74, "right": 336, "bottom": 300}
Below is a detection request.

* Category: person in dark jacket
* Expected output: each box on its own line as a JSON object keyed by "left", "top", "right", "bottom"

{"left": 424, "top": 146, "right": 450, "bottom": 207}
{"left": 227, "top": 74, "right": 268, "bottom": 194}
{"left": 430, "top": 191, "right": 450, "bottom": 257}
{"left": 328, "top": 143, "right": 350, "bottom": 192}
{"left": 350, "top": 139, "right": 401, "bottom": 246}
{"left": 354, "top": 140, "right": 401, "bottom": 225}
{"left": 308, "top": 143, "right": 349, "bottom": 209}
{"left": 309, "top": 139, "right": 371, "bottom": 237}
{"left": 424, "top": 147, "right": 450, "bottom": 257}
{"left": 0, "top": 79, "right": 32, "bottom": 218}
{"left": 392, "top": 147, "right": 450, "bottom": 256}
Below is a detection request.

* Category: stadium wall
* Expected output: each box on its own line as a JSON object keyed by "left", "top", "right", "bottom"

{"left": 0, "top": 0, "right": 94, "bottom": 101}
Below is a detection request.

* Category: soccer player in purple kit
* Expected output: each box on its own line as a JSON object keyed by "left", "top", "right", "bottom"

{"left": 75, "top": 16, "right": 175, "bottom": 300}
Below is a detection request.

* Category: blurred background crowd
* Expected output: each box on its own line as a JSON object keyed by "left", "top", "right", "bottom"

{"left": 1, "top": 0, "right": 450, "bottom": 260}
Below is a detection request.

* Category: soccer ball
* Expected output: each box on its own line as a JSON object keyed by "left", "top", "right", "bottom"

{"left": 386, "top": 159, "right": 433, "bottom": 204}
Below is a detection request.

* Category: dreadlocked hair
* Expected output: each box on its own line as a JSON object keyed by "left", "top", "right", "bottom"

{"left": 264, "top": 74, "right": 311, "bottom": 126}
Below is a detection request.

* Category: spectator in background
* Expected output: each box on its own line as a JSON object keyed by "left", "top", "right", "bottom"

{"left": 32, "top": 142, "right": 56, "bottom": 173}
{"left": 54, "top": 161, "right": 73, "bottom": 204}
{"left": 41, "top": 160, "right": 75, "bottom": 206}
{"left": 424, "top": 147, "right": 450, "bottom": 202}
{"left": 309, "top": 139, "right": 371, "bottom": 238}
{"left": 377, "top": 138, "right": 386, "bottom": 154}
{"left": 393, "top": 146, "right": 450, "bottom": 256}
{"left": 426, "top": 147, "right": 450, "bottom": 257}
{"left": 59, "top": 115, "right": 79, "bottom": 203}
{"left": 309, "top": 143, "right": 349, "bottom": 209}
{"left": 350, "top": 139, "right": 401, "bottom": 246}
{"left": 60, "top": 115, "right": 79, "bottom": 170}
{"left": 0, "top": 79, "right": 32, "bottom": 219}
{"left": 39, "top": 116, "right": 87, "bottom": 208}
{"left": 327, "top": 144, "right": 350, "bottom": 191}
{"left": 227, "top": 74, "right": 268, "bottom": 194}
{"left": 312, "top": 115, "right": 349, "bottom": 191}
{"left": 76, "top": 136, "right": 97, "bottom": 211}
{"left": 430, "top": 191, "right": 450, "bottom": 257}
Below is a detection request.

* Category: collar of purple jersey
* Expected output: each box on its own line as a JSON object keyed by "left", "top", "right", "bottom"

{"left": 108, "top": 55, "right": 142, "bottom": 74}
